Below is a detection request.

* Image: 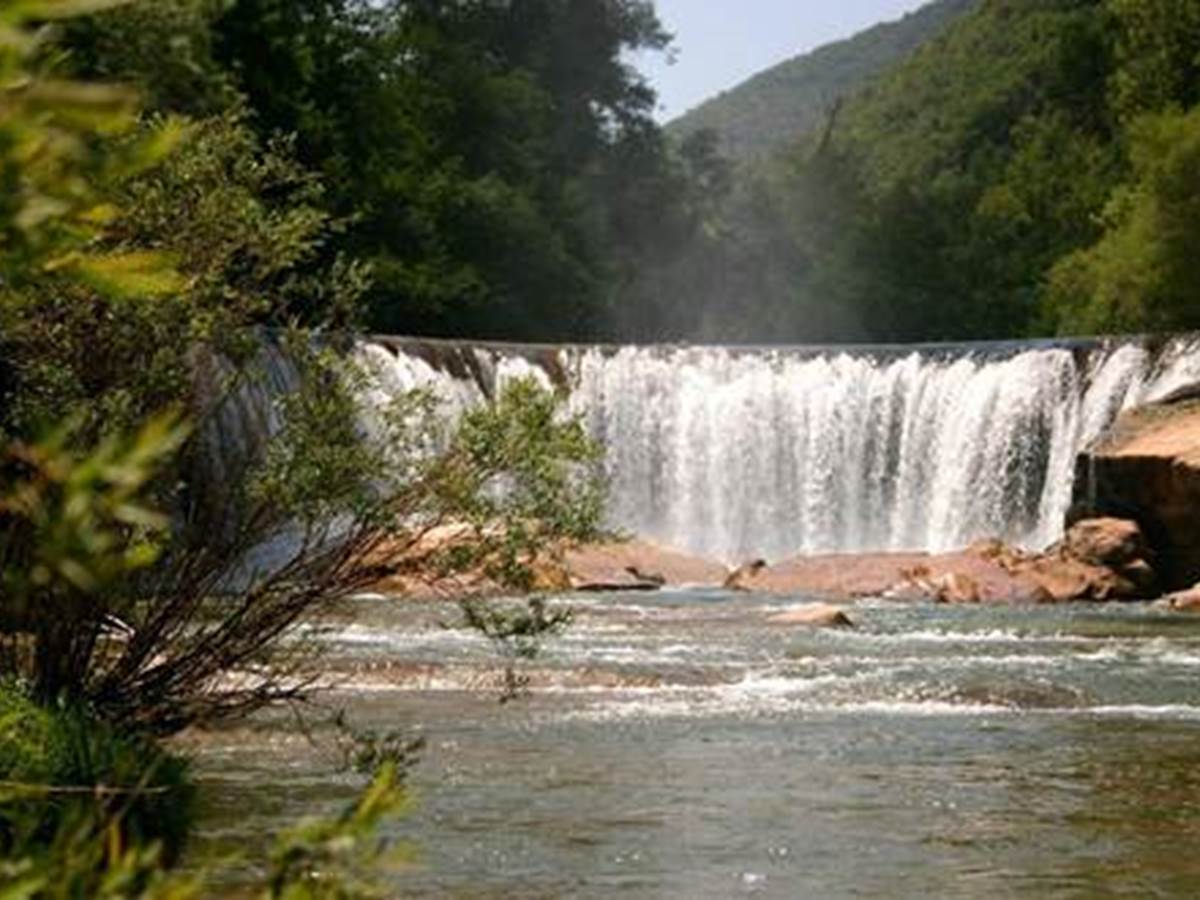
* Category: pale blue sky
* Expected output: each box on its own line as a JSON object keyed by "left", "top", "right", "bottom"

{"left": 638, "top": 0, "right": 930, "bottom": 121}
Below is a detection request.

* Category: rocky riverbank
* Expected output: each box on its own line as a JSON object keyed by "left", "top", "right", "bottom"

{"left": 361, "top": 517, "right": 1185, "bottom": 607}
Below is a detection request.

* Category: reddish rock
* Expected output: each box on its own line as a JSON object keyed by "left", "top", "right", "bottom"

{"left": 737, "top": 550, "right": 1049, "bottom": 604}
{"left": 766, "top": 603, "right": 855, "bottom": 628}
{"left": 724, "top": 559, "right": 768, "bottom": 591}
{"left": 1063, "top": 517, "right": 1147, "bottom": 567}
{"left": 562, "top": 539, "right": 728, "bottom": 591}
{"left": 1015, "top": 555, "right": 1132, "bottom": 603}
{"left": 1160, "top": 584, "right": 1200, "bottom": 612}
{"left": 1074, "top": 398, "right": 1200, "bottom": 591}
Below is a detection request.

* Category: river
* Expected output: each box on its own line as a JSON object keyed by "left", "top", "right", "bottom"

{"left": 190, "top": 590, "right": 1200, "bottom": 897}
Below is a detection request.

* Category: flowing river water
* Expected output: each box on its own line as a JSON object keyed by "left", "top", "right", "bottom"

{"left": 190, "top": 590, "right": 1200, "bottom": 898}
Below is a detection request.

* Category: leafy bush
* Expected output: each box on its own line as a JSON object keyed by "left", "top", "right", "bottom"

{"left": 0, "top": 681, "right": 193, "bottom": 866}
{"left": 0, "top": 757, "right": 408, "bottom": 900}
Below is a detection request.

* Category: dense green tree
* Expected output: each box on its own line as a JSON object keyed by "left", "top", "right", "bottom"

{"left": 1046, "top": 106, "right": 1200, "bottom": 333}
{"left": 1109, "top": 0, "right": 1200, "bottom": 119}
{"left": 62, "top": 0, "right": 235, "bottom": 116}
{"left": 208, "top": 0, "right": 682, "bottom": 340}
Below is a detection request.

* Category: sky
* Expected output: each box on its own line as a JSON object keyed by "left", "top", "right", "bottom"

{"left": 637, "top": 0, "right": 931, "bottom": 121}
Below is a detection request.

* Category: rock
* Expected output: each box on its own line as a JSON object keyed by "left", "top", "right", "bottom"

{"left": 1074, "top": 397, "right": 1200, "bottom": 591}
{"left": 766, "top": 604, "right": 855, "bottom": 628}
{"left": 1062, "top": 517, "right": 1147, "bottom": 567}
{"left": 1015, "top": 555, "right": 1129, "bottom": 603}
{"left": 1162, "top": 583, "right": 1200, "bottom": 612}
{"left": 562, "top": 539, "right": 728, "bottom": 591}
{"left": 932, "top": 572, "right": 982, "bottom": 604}
{"left": 724, "top": 559, "right": 768, "bottom": 591}
{"left": 884, "top": 567, "right": 982, "bottom": 604}
{"left": 1119, "top": 558, "right": 1158, "bottom": 593}
{"left": 625, "top": 566, "right": 667, "bottom": 587}
{"left": 737, "top": 550, "right": 1051, "bottom": 603}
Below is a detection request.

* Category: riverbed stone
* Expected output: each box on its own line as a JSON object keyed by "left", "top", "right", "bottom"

{"left": 1160, "top": 583, "right": 1200, "bottom": 612}
{"left": 766, "top": 603, "right": 855, "bottom": 628}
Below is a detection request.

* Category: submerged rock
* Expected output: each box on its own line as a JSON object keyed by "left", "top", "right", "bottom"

{"left": 766, "top": 603, "right": 855, "bottom": 628}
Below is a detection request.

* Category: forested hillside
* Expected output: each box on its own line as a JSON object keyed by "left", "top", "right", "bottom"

{"left": 636, "top": 0, "right": 1200, "bottom": 343}
{"left": 668, "top": 0, "right": 978, "bottom": 163}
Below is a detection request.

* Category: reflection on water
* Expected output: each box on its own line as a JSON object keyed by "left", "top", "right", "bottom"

{"left": 188, "top": 593, "right": 1200, "bottom": 897}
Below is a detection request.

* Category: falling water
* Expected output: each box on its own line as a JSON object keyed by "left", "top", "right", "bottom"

{"left": 218, "top": 334, "right": 1200, "bottom": 564}
{"left": 566, "top": 338, "right": 1200, "bottom": 562}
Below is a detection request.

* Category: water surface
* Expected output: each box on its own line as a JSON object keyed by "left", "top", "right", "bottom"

{"left": 191, "top": 592, "right": 1200, "bottom": 897}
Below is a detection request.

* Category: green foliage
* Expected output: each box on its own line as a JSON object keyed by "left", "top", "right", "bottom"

{"left": 1, "top": 109, "right": 364, "bottom": 446}
{"left": 0, "top": 681, "right": 194, "bottom": 868}
{"left": 1046, "top": 106, "right": 1200, "bottom": 333}
{"left": 0, "top": 751, "right": 408, "bottom": 899}
{"left": 0, "top": 0, "right": 184, "bottom": 296}
{"left": 0, "top": 0, "right": 376, "bottom": 734}
{"left": 459, "top": 596, "right": 573, "bottom": 662}
{"left": 434, "top": 377, "right": 606, "bottom": 589}
{"left": 0, "top": 416, "right": 187, "bottom": 703}
{"left": 61, "top": 0, "right": 236, "bottom": 116}
{"left": 1109, "top": 0, "right": 1200, "bottom": 119}
{"left": 265, "top": 764, "right": 412, "bottom": 900}
{"left": 1, "top": 415, "right": 186, "bottom": 600}
{"left": 209, "top": 0, "right": 680, "bottom": 340}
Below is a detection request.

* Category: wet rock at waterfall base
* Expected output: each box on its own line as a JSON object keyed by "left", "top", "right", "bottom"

{"left": 1062, "top": 517, "right": 1148, "bottom": 568}
{"left": 985, "top": 518, "right": 1157, "bottom": 603}
{"left": 1074, "top": 397, "right": 1200, "bottom": 592}
{"left": 729, "top": 522, "right": 1157, "bottom": 604}
{"left": 727, "top": 551, "right": 1044, "bottom": 604}
{"left": 561, "top": 540, "right": 728, "bottom": 592}
{"left": 724, "top": 560, "right": 768, "bottom": 591}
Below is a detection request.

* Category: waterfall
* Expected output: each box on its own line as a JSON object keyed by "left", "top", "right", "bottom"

{"left": 218, "top": 334, "right": 1200, "bottom": 565}
{"left": 567, "top": 338, "right": 1200, "bottom": 562}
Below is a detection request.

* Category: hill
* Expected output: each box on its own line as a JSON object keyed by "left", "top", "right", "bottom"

{"left": 628, "top": 0, "right": 1200, "bottom": 346}
{"left": 666, "top": 0, "right": 979, "bottom": 163}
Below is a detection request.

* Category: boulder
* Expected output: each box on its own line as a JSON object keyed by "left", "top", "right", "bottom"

{"left": 1160, "top": 583, "right": 1200, "bottom": 612}
{"left": 743, "top": 550, "right": 1049, "bottom": 604}
{"left": 562, "top": 539, "right": 728, "bottom": 591}
{"left": 1015, "top": 555, "right": 1134, "bottom": 603}
{"left": 932, "top": 572, "right": 983, "bottom": 604}
{"left": 1062, "top": 517, "right": 1147, "bottom": 567}
{"left": 1007, "top": 519, "right": 1155, "bottom": 602}
{"left": 884, "top": 567, "right": 983, "bottom": 604}
{"left": 766, "top": 603, "right": 855, "bottom": 628}
{"left": 724, "top": 559, "right": 768, "bottom": 591}
{"left": 1073, "top": 397, "right": 1200, "bottom": 591}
